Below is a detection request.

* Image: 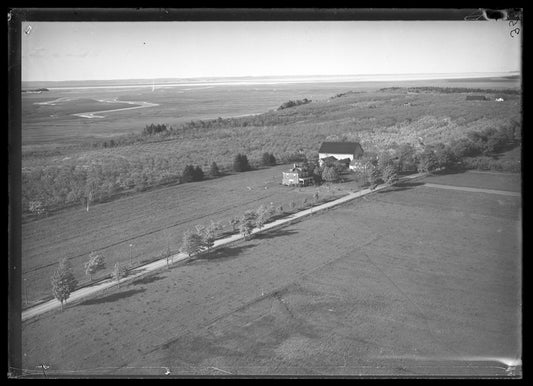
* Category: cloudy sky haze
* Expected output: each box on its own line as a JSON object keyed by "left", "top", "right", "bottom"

{"left": 21, "top": 21, "right": 522, "bottom": 82}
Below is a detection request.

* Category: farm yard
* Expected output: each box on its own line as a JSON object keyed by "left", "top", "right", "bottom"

{"left": 21, "top": 171, "right": 521, "bottom": 376}
{"left": 22, "top": 163, "right": 358, "bottom": 304}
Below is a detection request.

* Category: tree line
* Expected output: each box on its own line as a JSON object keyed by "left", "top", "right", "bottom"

{"left": 49, "top": 193, "right": 332, "bottom": 311}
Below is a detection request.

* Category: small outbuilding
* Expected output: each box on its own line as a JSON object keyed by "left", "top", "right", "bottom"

{"left": 318, "top": 142, "right": 364, "bottom": 167}
{"left": 349, "top": 159, "right": 375, "bottom": 173}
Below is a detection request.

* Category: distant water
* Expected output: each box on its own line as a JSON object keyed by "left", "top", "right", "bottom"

{"left": 23, "top": 73, "right": 520, "bottom": 91}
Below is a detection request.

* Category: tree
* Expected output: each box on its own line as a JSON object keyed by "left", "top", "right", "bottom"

{"left": 209, "top": 162, "right": 221, "bottom": 177}
{"left": 84, "top": 168, "right": 100, "bottom": 212}
{"left": 239, "top": 210, "right": 257, "bottom": 239}
{"left": 321, "top": 166, "right": 339, "bottom": 182}
{"left": 368, "top": 166, "right": 382, "bottom": 186}
{"left": 382, "top": 163, "right": 399, "bottom": 185}
{"left": 84, "top": 252, "right": 106, "bottom": 281}
{"left": 255, "top": 205, "right": 272, "bottom": 229}
{"left": 312, "top": 166, "right": 323, "bottom": 185}
{"left": 449, "top": 138, "right": 480, "bottom": 159}
{"left": 111, "top": 262, "right": 128, "bottom": 288}
{"left": 192, "top": 166, "right": 204, "bottom": 181}
{"left": 180, "top": 230, "right": 204, "bottom": 257}
{"left": 417, "top": 149, "right": 439, "bottom": 173}
{"left": 434, "top": 145, "right": 456, "bottom": 170}
{"left": 196, "top": 221, "right": 220, "bottom": 254}
{"left": 377, "top": 151, "right": 395, "bottom": 171}
{"left": 233, "top": 154, "right": 251, "bottom": 172}
{"left": 262, "top": 152, "right": 277, "bottom": 166}
{"left": 182, "top": 165, "right": 195, "bottom": 183}
{"left": 51, "top": 258, "right": 78, "bottom": 311}
{"left": 396, "top": 144, "right": 417, "bottom": 172}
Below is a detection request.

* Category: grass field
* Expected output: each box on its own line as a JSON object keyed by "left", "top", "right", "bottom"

{"left": 22, "top": 164, "right": 358, "bottom": 304}
{"left": 21, "top": 172, "right": 521, "bottom": 376}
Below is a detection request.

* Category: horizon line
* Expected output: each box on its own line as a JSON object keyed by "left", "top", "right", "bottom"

{"left": 22, "top": 71, "right": 521, "bottom": 84}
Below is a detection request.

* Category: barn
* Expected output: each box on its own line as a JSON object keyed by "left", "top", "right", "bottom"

{"left": 318, "top": 142, "right": 364, "bottom": 166}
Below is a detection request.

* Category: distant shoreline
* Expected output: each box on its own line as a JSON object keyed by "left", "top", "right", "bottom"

{"left": 22, "top": 73, "right": 520, "bottom": 91}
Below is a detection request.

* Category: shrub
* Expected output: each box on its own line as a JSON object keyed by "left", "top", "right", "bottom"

{"left": 321, "top": 166, "right": 339, "bottom": 182}
{"left": 229, "top": 217, "right": 240, "bottom": 232}
{"left": 143, "top": 123, "right": 168, "bottom": 136}
{"left": 84, "top": 252, "right": 106, "bottom": 281}
{"left": 29, "top": 200, "right": 46, "bottom": 215}
{"left": 277, "top": 98, "right": 311, "bottom": 110}
{"left": 312, "top": 166, "right": 323, "bottom": 184}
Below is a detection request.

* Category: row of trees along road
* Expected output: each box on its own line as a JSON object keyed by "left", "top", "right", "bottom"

{"left": 50, "top": 250, "right": 129, "bottom": 310}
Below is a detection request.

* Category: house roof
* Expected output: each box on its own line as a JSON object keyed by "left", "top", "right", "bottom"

{"left": 318, "top": 142, "right": 363, "bottom": 156}
{"left": 321, "top": 156, "right": 338, "bottom": 162}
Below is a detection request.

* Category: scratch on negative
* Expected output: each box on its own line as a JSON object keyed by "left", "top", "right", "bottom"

{"left": 209, "top": 366, "right": 232, "bottom": 375}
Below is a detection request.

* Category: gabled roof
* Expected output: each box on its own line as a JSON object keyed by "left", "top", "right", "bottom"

{"left": 318, "top": 142, "right": 363, "bottom": 156}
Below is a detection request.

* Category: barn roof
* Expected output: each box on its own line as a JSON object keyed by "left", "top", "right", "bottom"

{"left": 318, "top": 142, "right": 363, "bottom": 155}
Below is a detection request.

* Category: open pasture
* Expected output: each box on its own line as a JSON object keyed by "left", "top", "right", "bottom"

{"left": 22, "top": 82, "right": 365, "bottom": 145}
{"left": 21, "top": 164, "right": 355, "bottom": 304}
{"left": 21, "top": 172, "right": 521, "bottom": 376}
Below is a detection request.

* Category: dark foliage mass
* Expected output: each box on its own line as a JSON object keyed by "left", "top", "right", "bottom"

{"left": 277, "top": 98, "right": 312, "bottom": 110}
{"left": 262, "top": 152, "right": 277, "bottom": 166}
{"left": 233, "top": 154, "right": 251, "bottom": 172}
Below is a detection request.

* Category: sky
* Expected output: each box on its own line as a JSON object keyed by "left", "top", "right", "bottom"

{"left": 21, "top": 21, "right": 522, "bottom": 82}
